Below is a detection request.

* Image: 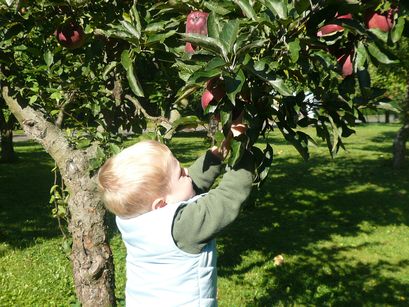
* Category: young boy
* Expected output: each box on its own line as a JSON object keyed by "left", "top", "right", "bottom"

{"left": 98, "top": 134, "right": 254, "bottom": 306}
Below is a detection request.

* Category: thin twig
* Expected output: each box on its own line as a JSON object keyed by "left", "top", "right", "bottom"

{"left": 125, "top": 94, "right": 170, "bottom": 124}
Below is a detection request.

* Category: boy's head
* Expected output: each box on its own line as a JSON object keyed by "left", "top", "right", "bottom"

{"left": 97, "top": 140, "right": 195, "bottom": 218}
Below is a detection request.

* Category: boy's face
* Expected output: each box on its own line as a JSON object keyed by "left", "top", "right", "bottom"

{"left": 165, "top": 155, "right": 196, "bottom": 204}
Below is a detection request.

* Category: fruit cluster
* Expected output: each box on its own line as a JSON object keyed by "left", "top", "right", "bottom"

{"left": 317, "top": 7, "right": 396, "bottom": 77}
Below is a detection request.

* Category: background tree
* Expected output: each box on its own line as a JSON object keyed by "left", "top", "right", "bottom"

{"left": 0, "top": 0, "right": 407, "bottom": 304}
{"left": 0, "top": 98, "right": 17, "bottom": 163}
{"left": 372, "top": 36, "right": 409, "bottom": 168}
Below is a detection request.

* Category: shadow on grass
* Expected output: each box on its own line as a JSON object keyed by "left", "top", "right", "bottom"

{"left": 0, "top": 141, "right": 59, "bottom": 249}
{"left": 2, "top": 128, "right": 408, "bottom": 305}
{"left": 169, "top": 126, "right": 409, "bottom": 305}
{"left": 215, "top": 153, "right": 409, "bottom": 305}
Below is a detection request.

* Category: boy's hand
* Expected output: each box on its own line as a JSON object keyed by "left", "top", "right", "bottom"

{"left": 211, "top": 114, "right": 247, "bottom": 160}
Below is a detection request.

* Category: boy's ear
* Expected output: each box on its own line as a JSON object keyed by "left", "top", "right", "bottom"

{"left": 151, "top": 197, "right": 167, "bottom": 210}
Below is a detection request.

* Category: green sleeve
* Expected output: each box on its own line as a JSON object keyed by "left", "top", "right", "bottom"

{"left": 187, "top": 150, "right": 223, "bottom": 194}
{"left": 173, "top": 152, "right": 255, "bottom": 254}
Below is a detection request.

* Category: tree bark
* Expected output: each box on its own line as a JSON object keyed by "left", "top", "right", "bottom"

{"left": 392, "top": 77, "right": 409, "bottom": 169}
{"left": 0, "top": 128, "right": 16, "bottom": 162}
{"left": 0, "top": 110, "right": 16, "bottom": 163}
{"left": 2, "top": 86, "right": 116, "bottom": 306}
{"left": 392, "top": 123, "right": 409, "bottom": 169}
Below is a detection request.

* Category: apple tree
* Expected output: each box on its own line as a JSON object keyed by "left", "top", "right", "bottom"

{"left": 0, "top": 0, "right": 192, "bottom": 304}
{"left": 1, "top": 0, "right": 407, "bottom": 305}
{"left": 108, "top": 0, "right": 406, "bottom": 180}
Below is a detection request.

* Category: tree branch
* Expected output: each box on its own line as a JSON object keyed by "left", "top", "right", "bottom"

{"left": 125, "top": 94, "right": 170, "bottom": 124}
{"left": 2, "top": 86, "right": 89, "bottom": 188}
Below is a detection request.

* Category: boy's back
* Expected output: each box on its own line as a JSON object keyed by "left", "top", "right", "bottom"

{"left": 98, "top": 138, "right": 254, "bottom": 306}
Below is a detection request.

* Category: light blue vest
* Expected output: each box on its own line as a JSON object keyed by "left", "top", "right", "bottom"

{"left": 116, "top": 195, "right": 217, "bottom": 307}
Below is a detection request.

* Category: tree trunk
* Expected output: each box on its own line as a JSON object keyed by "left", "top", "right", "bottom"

{"left": 68, "top": 175, "right": 115, "bottom": 306}
{"left": 0, "top": 110, "right": 16, "bottom": 163}
{"left": 385, "top": 111, "right": 390, "bottom": 123}
{"left": 0, "top": 128, "right": 16, "bottom": 162}
{"left": 392, "top": 77, "right": 409, "bottom": 169}
{"left": 2, "top": 86, "right": 116, "bottom": 306}
{"left": 392, "top": 123, "right": 409, "bottom": 169}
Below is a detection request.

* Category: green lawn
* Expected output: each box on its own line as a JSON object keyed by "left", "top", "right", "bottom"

{"left": 1, "top": 124, "right": 409, "bottom": 306}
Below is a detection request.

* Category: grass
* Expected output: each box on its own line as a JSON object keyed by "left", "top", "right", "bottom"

{"left": 1, "top": 123, "right": 409, "bottom": 306}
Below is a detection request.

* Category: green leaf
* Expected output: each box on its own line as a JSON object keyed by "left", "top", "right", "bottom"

{"left": 188, "top": 68, "right": 222, "bottom": 84}
{"left": 277, "top": 124, "right": 309, "bottom": 160}
{"left": 269, "top": 79, "right": 292, "bottom": 96}
{"left": 207, "top": 11, "right": 222, "bottom": 39}
{"left": 312, "top": 50, "right": 336, "bottom": 68}
{"left": 355, "top": 41, "right": 367, "bottom": 70}
{"left": 175, "top": 84, "right": 200, "bottom": 103}
{"left": 130, "top": 2, "right": 142, "bottom": 37}
{"left": 248, "top": 61, "right": 292, "bottom": 96}
{"left": 233, "top": 0, "right": 257, "bottom": 21}
{"left": 146, "top": 30, "right": 177, "bottom": 44}
{"left": 172, "top": 115, "right": 202, "bottom": 132}
{"left": 49, "top": 184, "right": 59, "bottom": 194}
{"left": 119, "top": 20, "right": 141, "bottom": 40}
{"left": 145, "top": 19, "right": 179, "bottom": 33}
{"left": 109, "top": 143, "right": 122, "bottom": 155}
{"left": 77, "top": 139, "right": 91, "bottom": 149}
{"left": 367, "top": 42, "right": 398, "bottom": 64}
{"left": 120, "top": 50, "right": 132, "bottom": 70}
{"left": 29, "top": 95, "right": 38, "bottom": 104}
{"left": 357, "top": 69, "right": 371, "bottom": 98}
{"left": 219, "top": 19, "right": 240, "bottom": 53}
{"left": 254, "top": 143, "right": 274, "bottom": 185}
{"left": 121, "top": 50, "right": 144, "bottom": 97}
{"left": 203, "top": 1, "right": 232, "bottom": 15}
{"left": 127, "top": 65, "right": 145, "bottom": 97}
{"left": 288, "top": 38, "right": 300, "bottom": 63}
{"left": 391, "top": 16, "right": 405, "bottom": 43}
{"left": 328, "top": 116, "right": 341, "bottom": 156}
{"left": 205, "top": 57, "right": 226, "bottom": 71}
{"left": 236, "top": 39, "right": 268, "bottom": 57}
{"left": 50, "top": 91, "right": 63, "bottom": 102}
{"left": 181, "top": 33, "right": 228, "bottom": 60}
{"left": 43, "top": 50, "right": 53, "bottom": 67}
{"left": 225, "top": 69, "right": 245, "bottom": 104}
{"left": 368, "top": 28, "right": 388, "bottom": 43}
{"left": 228, "top": 139, "right": 245, "bottom": 166}
{"left": 102, "top": 61, "right": 117, "bottom": 80}
{"left": 262, "top": 0, "right": 288, "bottom": 19}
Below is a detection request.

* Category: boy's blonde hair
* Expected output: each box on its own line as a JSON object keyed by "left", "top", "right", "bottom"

{"left": 97, "top": 140, "right": 173, "bottom": 218}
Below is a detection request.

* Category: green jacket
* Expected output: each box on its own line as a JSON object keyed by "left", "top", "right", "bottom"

{"left": 172, "top": 150, "right": 255, "bottom": 254}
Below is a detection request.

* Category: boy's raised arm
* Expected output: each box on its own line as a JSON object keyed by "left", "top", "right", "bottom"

{"left": 173, "top": 151, "right": 255, "bottom": 254}
{"left": 187, "top": 149, "right": 223, "bottom": 194}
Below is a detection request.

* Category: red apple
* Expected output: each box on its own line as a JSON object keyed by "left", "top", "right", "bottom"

{"left": 206, "top": 78, "right": 225, "bottom": 101}
{"left": 337, "top": 52, "right": 353, "bottom": 77}
{"left": 201, "top": 90, "right": 214, "bottom": 110}
{"left": 317, "top": 13, "right": 352, "bottom": 37}
{"left": 55, "top": 21, "right": 85, "bottom": 50}
{"left": 201, "top": 78, "right": 225, "bottom": 111}
{"left": 185, "top": 11, "right": 209, "bottom": 53}
{"left": 366, "top": 10, "right": 394, "bottom": 32}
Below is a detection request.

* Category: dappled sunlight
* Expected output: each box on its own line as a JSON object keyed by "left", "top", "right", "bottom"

{"left": 1, "top": 125, "right": 408, "bottom": 305}
{"left": 216, "top": 125, "right": 409, "bottom": 305}
{"left": 0, "top": 141, "right": 58, "bottom": 250}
